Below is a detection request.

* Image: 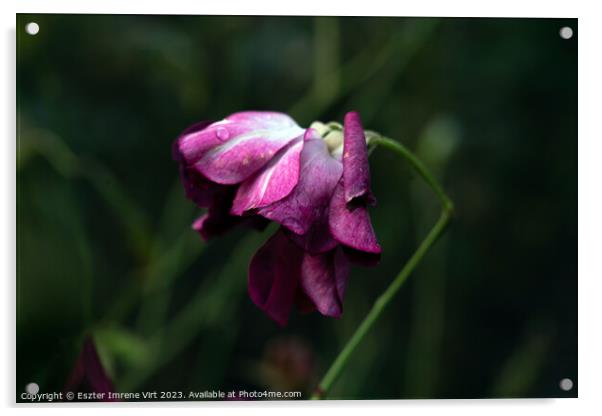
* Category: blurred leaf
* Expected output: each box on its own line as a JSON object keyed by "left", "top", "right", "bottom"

{"left": 118, "top": 228, "right": 270, "bottom": 391}
{"left": 18, "top": 123, "right": 153, "bottom": 258}
{"left": 94, "top": 326, "right": 152, "bottom": 375}
{"left": 491, "top": 329, "right": 551, "bottom": 397}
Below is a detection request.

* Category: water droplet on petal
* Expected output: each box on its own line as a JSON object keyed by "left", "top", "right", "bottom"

{"left": 216, "top": 127, "right": 230, "bottom": 141}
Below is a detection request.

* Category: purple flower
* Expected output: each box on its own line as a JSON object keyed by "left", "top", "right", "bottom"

{"left": 63, "top": 337, "right": 115, "bottom": 401}
{"left": 174, "top": 111, "right": 381, "bottom": 325}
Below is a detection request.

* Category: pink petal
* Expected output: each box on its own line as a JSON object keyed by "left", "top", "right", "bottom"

{"left": 298, "top": 248, "right": 350, "bottom": 318}
{"left": 329, "top": 179, "right": 381, "bottom": 254}
{"left": 176, "top": 121, "right": 229, "bottom": 208}
{"left": 258, "top": 129, "right": 343, "bottom": 236}
{"left": 342, "top": 112, "right": 375, "bottom": 205}
{"left": 248, "top": 229, "right": 303, "bottom": 326}
{"left": 177, "top": 112, "right": 304, "bottom": 185}
{"left": 172, "top": 120, "right": 213, "bottom": 163}
{"left": 231, "top": 137, "right": 304, "bottom": 215}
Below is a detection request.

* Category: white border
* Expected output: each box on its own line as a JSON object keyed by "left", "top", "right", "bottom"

{"left": 5, "top": 0, "right": 584, "bottom": 17}
{"left": 3, "top": 1, "right": 601, "bottom": 415}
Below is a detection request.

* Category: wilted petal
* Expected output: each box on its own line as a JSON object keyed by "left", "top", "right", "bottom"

{"left": 175, "top": 121, "right": 228, "bottom": 208}
{"left": 231, "top": 137, "right": 303, "bottom": 215}
{"left": 258, "top": 129, "right": 343, "bottom": 235}
{"left": 176, "top": 113, "right": 299, "bottom": 163}
{"left": 64, "top": 337, "right": 114, "bottom": 400}
{"left": 249, "top": 229, "right": 303, "bottom": 326}
{"left": 298, "top": 248, "right": 350, "bottom": 318}
{"left": 192, "top": 187, "right": 240, "bottom": 239}
{"left": 179, "top": 165, "right": 225, "bottom": 208}
{"left": 192, "top": 212, "right": 238, "bottom": 240}
{"left": 176, "top": 112, "right": 305, "bottom": 185}
{"left": 172, "top": 120, "right": 213, "bottom": 162}
{"left": 329, "top": 180, "right": 381, "bottom": 254}
{"left": 342, "top": 112, "right": 375, "bottom": 205}
{"left": 285, "top": 216, "right": 338, "bottom": 255}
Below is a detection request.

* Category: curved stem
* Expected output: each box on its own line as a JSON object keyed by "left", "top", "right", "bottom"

{"left": 311, "top": 136, "right": 453, "bottom": 400}
{"left": 372, "top": 136, "right": 454, "bottom": 213}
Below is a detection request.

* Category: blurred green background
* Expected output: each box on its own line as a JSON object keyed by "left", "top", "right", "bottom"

{"left": 16, "top": 15, "right": 577, "bottom": 400}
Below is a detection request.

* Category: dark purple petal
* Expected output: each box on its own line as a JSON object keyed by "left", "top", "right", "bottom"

{"left": 192, "top": 212, "right": 238, "bottom": 240}
{"left": 329, "top": 180, "right": 381, "bottom": 254}
{"left": 285, "top": 216, "right": 338, "bottom": 255}
{"left": 248, "top": 229, "right": 303, "bottom": 326}
{"left": 177, "top": 112, "right": 304, "bottom": 185}
{"left": 342, "top": 112, "right": 375, "bottom": 205}
{"left": 193, "top": 203, "right": 270, "bottom": 240}
{"left": 258, "top": 129, "right": 343, "bottom": 235}
{"left": 64, "top": 337, "right": 115, "bottom": 400}
{"left": 245, "top": 215, "right": 271, "bottom": 232}
{"left": 298, "top": 248, "right": 350, "bottom": 318}
{"left": 192, "top": 187, "right": 241, "bottom": 239}
{"left": 179, "top": 165, "right": 225, "bottom": 208}
{"left": 231, "top": 137, "right": 304, "bottom": 215}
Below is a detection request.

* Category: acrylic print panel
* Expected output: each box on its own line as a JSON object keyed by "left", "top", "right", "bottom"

{"left": 16, "top": 14, "right": 577, "bottom": 402}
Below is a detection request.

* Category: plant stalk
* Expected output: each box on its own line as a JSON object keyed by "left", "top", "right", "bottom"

{"left": 311, "top": 136, "right": 453, "bottom": 399}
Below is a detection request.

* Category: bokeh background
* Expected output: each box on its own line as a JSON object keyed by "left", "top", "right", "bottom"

{"left": 16, "top": 15, "right": 577, "bottom": 400}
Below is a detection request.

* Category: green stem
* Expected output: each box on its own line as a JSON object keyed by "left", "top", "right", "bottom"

{"left": 371, "top": 136, "right": 454, "bottom": 212}
{"left": 311, "top": 136, "right": 453, "bottom": 400}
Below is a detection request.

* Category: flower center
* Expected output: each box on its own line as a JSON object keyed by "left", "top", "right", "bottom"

{"left": 310, "top": 121, "right": 344, "bottom": 158}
